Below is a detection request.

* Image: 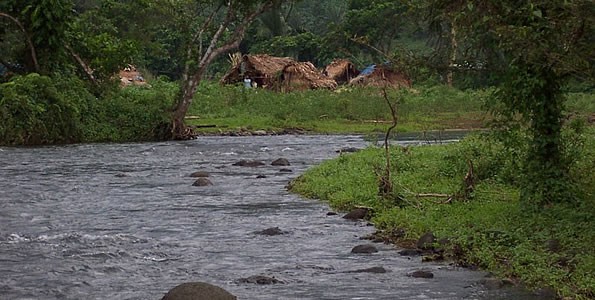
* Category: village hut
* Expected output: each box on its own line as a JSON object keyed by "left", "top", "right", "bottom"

{"left": 220, "top": 54, "right": 296, "bottom": 89}
{"left": 349, "top": 64, "right": 411, "bottom": 88}
{"left": 119, "top": 65, "right": 146, "bottom": 86}
{"left": 323, "top": 59, "right": 359, "bottom": 85}
{"left": 280, "top": 61, "right": 338, "bottom": 92}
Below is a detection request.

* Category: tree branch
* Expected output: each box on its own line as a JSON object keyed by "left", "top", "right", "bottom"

{"left": 201, "top": 0, "right": 275, "bottom": 69}
{"left": 0, "top": 11, "right": 39, "bottom": 72}
{"left": 64, "top": 44, "right": 98, "bottom": 86}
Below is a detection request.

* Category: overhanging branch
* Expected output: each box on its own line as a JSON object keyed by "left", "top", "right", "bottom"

{"left": 0, "top": 11, "right": 39, "bottom": 72}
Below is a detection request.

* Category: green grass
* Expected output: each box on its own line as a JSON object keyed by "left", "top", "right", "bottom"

{"left": 186, "top": 82, "right": 491, "bottom": 134}
{"left": 289, "top": 129, "right": 595, "bottom": 300}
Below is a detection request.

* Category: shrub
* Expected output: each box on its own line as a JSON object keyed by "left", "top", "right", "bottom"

{"left": 0, "top": 73, "right": 93, "bottom": 145}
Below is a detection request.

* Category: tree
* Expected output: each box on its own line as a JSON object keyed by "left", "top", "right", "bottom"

{"left": 168, "top": 0, "right": 277, "bottom": 139}
{"left": 427, "top": 0, "right": 593, "bottom": 208}
{"left": 0, "top": 0, "right": 74, "bottom": 74}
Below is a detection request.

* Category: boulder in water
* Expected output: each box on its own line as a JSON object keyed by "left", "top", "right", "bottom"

{"left": 193, "top": 178, "right": 213, "bottom": 186}
{"left": 271, "top": 158, "right": 290, "bottom": 166}
{"left": 232, "top": 160, "right": 265, "bottom": 167}
{"left": 351, "top": 244, "right": 378, "bottom": 254}
{"left": 237, "top": 275, "right": 284, "bottom": 285}
{"left": 161, "top": 282, "right": 236, "bottom": 300}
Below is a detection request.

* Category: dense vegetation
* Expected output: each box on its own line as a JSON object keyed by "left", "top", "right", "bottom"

{"left": 1, "top": 1, "right": 594, "bottom": 298}
{"left": 289, "top": 128, "right": 595, "bottom": 299}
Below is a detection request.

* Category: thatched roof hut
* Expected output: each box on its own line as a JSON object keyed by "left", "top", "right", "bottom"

{"left": 280, "top": 62, "right": 337, "bottom": 92}
{"left": 119, "top": 65, "right": 147, "bottom": 86}
{"left": 349, "top": 65, "right": 411, "bottom": 88}
{"left": 220, "top": 54, "right": 295, "bottom": 88}
{"left": 323, "top": 59, "right": 359, "bottom": 85}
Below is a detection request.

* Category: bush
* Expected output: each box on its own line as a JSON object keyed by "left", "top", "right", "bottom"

{"left": 82, "top": 79, "right": 177, "bottom": 142}
{"left": 0, "top": 73, "right": 93, "bottom": 145}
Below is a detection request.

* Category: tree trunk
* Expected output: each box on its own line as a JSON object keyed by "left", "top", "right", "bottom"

{"left": 446, "top": 22, "right": 457, "bottom": 87}
{"left": 171, "top": 73, "right": 202, "bottom": 140}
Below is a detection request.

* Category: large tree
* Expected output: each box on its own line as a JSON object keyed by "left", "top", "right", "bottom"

{"left": 167, "top": 0, "right": 277, "bottom": 139}
{"left": 428, "top": 0, "right": 593, "bottom": 208}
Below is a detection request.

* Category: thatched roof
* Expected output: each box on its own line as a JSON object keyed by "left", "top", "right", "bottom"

{"left": 220, "top": 54, "right": 295, "bottom": 88}
{"left": 119, "top": 65, "right": 146, "bottom": 86}
{"left": 349, "top": 65, "right": 411, "bottom": 88}
{"left": 220, "top": 54, "right": 337, "bottom": 91}
{"left": 281, "top": 62, "right": 337, "bottom": 92}
{"left": 323, "top": 59, "right": 359, "bottom": 85}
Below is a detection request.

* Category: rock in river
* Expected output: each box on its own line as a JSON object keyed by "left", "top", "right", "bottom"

{"left": 237, "top": 275, "right": 283, "bottom": 285}
{"left": 271, "top": 158, "right": 291, "bottom": 166}
{"left": 161, "top": 282, "right": 236, "bottom": 300}
{"left": 351, "top": 244, "right": 378, "bottom": 254}
{"left": 232, "top": 160, "right": 265, "bottom": 167}
{"left": 255, "top": 227, "right": 288, "bottom": 236}
{"left": 408, "top": 270, "right": 434, "bottom": 279}
{"left": 192, "top": 178, "right": 213, "bottom": 186}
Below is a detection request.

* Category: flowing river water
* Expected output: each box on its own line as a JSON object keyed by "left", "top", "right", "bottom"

{"left": 0, "top": 134, "right": 539, "bottom": 300}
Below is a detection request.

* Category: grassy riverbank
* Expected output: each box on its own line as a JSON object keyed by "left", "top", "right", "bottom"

{"left": 288, "top": 128, "right": 595, "bottom": 300}
{"left": 187, "top": 83, "right": 491, "bottom": 134}
{"left": 187, "top": 82, "right": 594, "bottom": 135}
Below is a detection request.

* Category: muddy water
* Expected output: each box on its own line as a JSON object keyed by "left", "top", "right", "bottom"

{"left": 0, "top": 135, "right": 537, "bottom": 299}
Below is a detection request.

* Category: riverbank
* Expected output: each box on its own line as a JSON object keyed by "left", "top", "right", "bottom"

{"left": 187, "top": 83, "right": 594, "bottom": 136}
{"left": 288, "top": 129, "right": 595, "bottom": 300}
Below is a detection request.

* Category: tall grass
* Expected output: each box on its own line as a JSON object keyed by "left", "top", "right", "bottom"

{"left": 187, "top": 82, "right": 491, "bottom": 133}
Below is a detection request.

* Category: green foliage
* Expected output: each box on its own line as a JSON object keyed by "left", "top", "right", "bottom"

{"left": 0, "top": 73, "right": 90, "bottom": 145}
{"left": 82, "top": 79, "right": 177, "bottom": 142}
{"left": 0, "top": 73, "right": 177, "bottom": 145}
{"left": 250, "top": 32, "right": 332, "bottom": 66}
{"left": 69, "top": 10, "right": 140, "bottom": 80}
{"left": 290, "top": 130, "right": 595, "bottom": 299}
{"left": 1, "top": 0, "right": 74, "bottom": 73}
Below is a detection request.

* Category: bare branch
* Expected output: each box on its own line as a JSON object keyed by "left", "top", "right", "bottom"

{"left": 64, "top": 44, "right": 98, "bottom": 86}
{"left": 185, "top": 2, "right": 225, "bottom": 79}
{"left": 0, "top": 12, "right": 39, "bottom": 72}
{"left": 198, "top": 0, "right": 235, "bottom": 69}
{"left": 202, "top": 0, "right": 275, "bottom": 68}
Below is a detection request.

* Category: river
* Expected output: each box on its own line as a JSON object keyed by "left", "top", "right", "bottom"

{"left": 0, "top": 134, "right": 537, "bottom": 299}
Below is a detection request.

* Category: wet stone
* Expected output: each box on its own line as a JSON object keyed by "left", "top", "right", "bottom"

{"left": 232, "top": 160, "right": 265, "bottom": 167}
{"left": 336, "top": 147, "right": 360, "bottom": 153}
{"left": 326, "top": 212, "right": 338, "bottom": 216}
{"left": 192, "top": 178, "right": 213, "bottom": 186}
{"left": 161, "top": 282, "right": 236, "bottom": 300}
{"left": 408, "top": 270, "right": 434, "bottom": 279}
{"left": 256, "top": 174, "right": 267, "bottom": 179}
{"left": 255, "top": 227, "right": 287, "bottom": 236}
{"left": 279, "top": 168, "right": 293, "bottom": 173}
{"left": 342, "top": 207, "right": 370, "bottom": 220}
{"left": 237, "top": 275, "right": 283, "bottom": 285}
{"left": 347, "top": 266, "right": 389, "bottom": 273}
{"left": 351, "top": 244, "right": 378, "bottom": 254}
{"left": 416, "top": 232, "right": 435, "bottom": 250}
{"left": 271, "top": 158, "right": 290, "bottom": 166}
{"left": 399, "top": 249, "right": 421, "bottom": 256}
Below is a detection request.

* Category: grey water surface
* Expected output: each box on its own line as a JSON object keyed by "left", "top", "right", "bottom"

{"left": 0, "top": 135, "right": 536, "bottom": 300}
